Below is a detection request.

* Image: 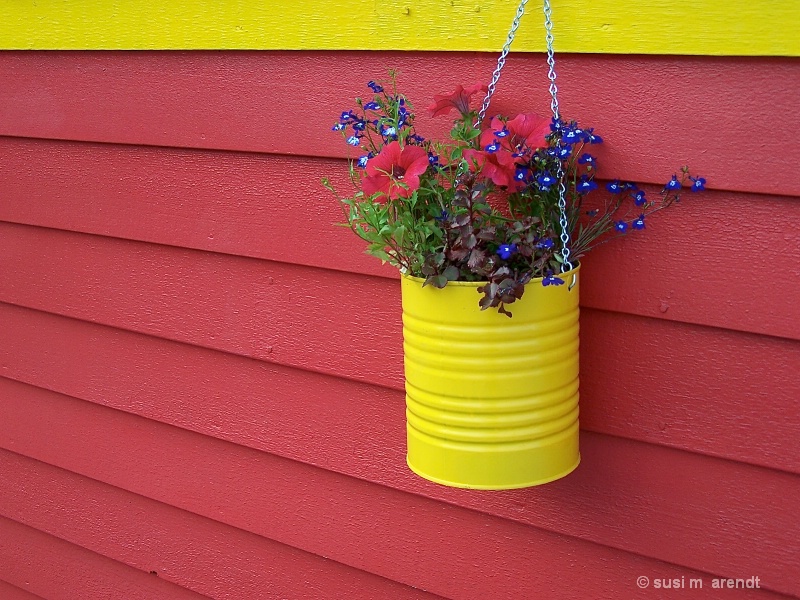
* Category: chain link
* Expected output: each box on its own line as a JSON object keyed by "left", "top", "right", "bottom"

{"left": 543, "top": 0, "right": 573, "bottom": 272}
{"left": 475, "top": 0, "right": 529, "bottom": 126}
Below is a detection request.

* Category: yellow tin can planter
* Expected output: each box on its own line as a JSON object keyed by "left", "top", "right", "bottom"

{"left": 402, "top": 266, "right": 581, "bottom": 489}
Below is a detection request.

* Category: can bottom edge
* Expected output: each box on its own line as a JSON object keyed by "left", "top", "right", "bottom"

{"left": 406, "top": 454, "right": 581, "bottom": 490}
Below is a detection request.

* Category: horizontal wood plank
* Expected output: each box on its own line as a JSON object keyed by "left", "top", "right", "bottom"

{"left": 1, "top": 377, "right": 797, "bottom": 597}
{"left": 1, "top": 52, "right": 798, "bottom": 196}
{"left": 0, "top": 450, "right": 442, "bottom": 600}
{"left": 1, "top": 301, "right": 796, "bottom": 476}
{"left": 0, "top": 516, "right": 210, "bottom": 600}
{"left": 0, "top": 580, "right": 46, "bottom": 600}
{"left": 1, "top": 1, "right": 796, "bottom": 55}
{"left": 0, "top": 221, "right": 405, "bottom": 382}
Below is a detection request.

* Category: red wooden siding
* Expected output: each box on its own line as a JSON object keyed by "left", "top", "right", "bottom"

{"left": 1, "top": 51, "right": 799, "bottom": 599}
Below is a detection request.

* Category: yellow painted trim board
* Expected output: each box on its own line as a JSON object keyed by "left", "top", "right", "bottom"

{"left": 1, "top": 0, "right": 797, "bottom": 56}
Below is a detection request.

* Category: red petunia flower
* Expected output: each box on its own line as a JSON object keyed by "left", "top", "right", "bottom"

{"left": 361, "top": 141, "right": 429, "bottom": 201}
{"left": 463, "top": 148, "right": 517, "bottom": 189}
{"left": 427, "top": 83, "right": 488, "bottom": 118}
{"left": 466, "top": 113, "right": 552, "bottom": 191}
{"left": 479, "top": 113, "right": 551, "bottom": 154}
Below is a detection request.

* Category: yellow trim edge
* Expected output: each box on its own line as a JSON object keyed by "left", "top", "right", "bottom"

{"left": 1, "top": 0, "right": 798, "bottom": 56}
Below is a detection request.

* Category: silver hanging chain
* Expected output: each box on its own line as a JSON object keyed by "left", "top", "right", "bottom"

{"left": 474, "top": 0, "right": 573, "bottom": 273}
{"left": 475, "top": 0, "right": 529, "bottom": 127}
{"left": 543, "top": 0, "right": 573, "bottom": 272}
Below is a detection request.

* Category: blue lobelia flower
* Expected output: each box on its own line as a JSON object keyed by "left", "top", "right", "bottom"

{"left": 367, "top": 80, "right": 384, "bottom": 93}
{"left": 614, "top": 220, "right": 629, "bottom": 233}
{"left": 542, "top": 274, "right": 565, "bottom": 286}
{"left": 665, "top": 175, "right": 682, "bottom": 190}
{"left": 495, "top": 128, "right": 510, "bottom": 138}
{"left": 352, "top": 120, "right": 366, "bottom": 131}
{"left": 578, "top": 153, "right": 595, "bottom": 165}
{"left": 363, "top": 101, "right": 381, "bottom": 111}
{"left": 536, "top": 238, "right": 554, "bottom": 250}
{"left": 606, "top": 180, "right": 624, "bottom": 194}
{"left": 562, "top": 128, "right": 582, "bottom": 144}
{"left": 632, "top": 190, "right": 647, "bottom": 206}
{"left": 537, "top": 172, "right": 556, "bottom": 189}
{"left": 346, "top": 135, "right": 360, "bottom": 146}
{"left": 554, "top": 145, "right": 572, "bottom": 160}
{"left": 485, "top": 140, "right": 501, "bottom": 153}
{"left": 690, "top": 176, "right": 706, "bottom": 192}
{"left": 331, "top": 123, "right": 346, "bottom": 131}
{"left": 496, "top": 243, "right": 518, "bottom": 260}
{"left": 582, "top": 128, "right": 603, "bottom": 144}
{"left": 357, "top": 154, "right": 372, "bottom": 168}
{"left": 577, "top": 176, "right": 598, "bottom": 194}
{"left": 428, "top": 153, "right": 440, "bottom": 167}
{"left": 515, "top": 167, "right": 531, "bottom": 182}
{"left": 632, "top": 215, "right": 646, "bottom": 230}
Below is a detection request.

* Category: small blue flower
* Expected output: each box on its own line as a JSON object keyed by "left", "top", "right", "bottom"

{"left": 537, "top": 172, "right": 556, "bottom": 189}
{"left": 562, "top": 128, "right": 582, "bottom": 144}
{"left": 409, "top": 134, "right": 426, "bottom": 144}
{"left": 435, "top": 209, "right": 449, "bottom": 222}
{"left": 542, "top": 274, "right": 565, "bottom": 286}
{"left": 331, "top": 123, "right": 346, "bottom": 131}
{"left": 665, "top": 175, "right": 682, "bottom": 191}
{"left": 550, "top": 117, "right": 565, "bottom": 133}
{"left": 578, "top": 153, "right": 595, "bottom": 165}
{"left": 352, "top": 120, "right": 366, "bottom": 131}
{"left": 357, "top": 154, "right": 371, "bottom": 168}
{"left": 632, "top": 190, "right": 647, "bottom": 206}
{"left": 606, "top": 180, "right": 624, "bottom": 194}
{"left": 367, "top": 80, "right": 383, "bottom": 93}
{"left": 381, "top": 125, "right": 397, "bottom": 138}
{"left": 536, "top": 238, "right": 554, "bottom": 250}
{"left": 346, "top": 135, "right": 360, "bottom": 147}
{"left": 485, "top": 140, "right": 501, "bottom": 153}
{"left": 614, "top": 220, "right": 628, "bottom": 233}
{"left": 582, "top": 128, "right": 603, "bottom": 144}
{"left": 363, "top": 101, "right": 380, "bottom": 111}
{"left": 340, "top": 110, "right": 356, "bottom": 122}
{"left": 632, "top": 215, "right": 646, "bottom": 230}
{"left": 495, "top": 128, "right": 510, "bottom": 138}
{"left": 428, "top": 153, "right": 440, "bottom": 167}
{"left": 496, "top": 243, "right": 518, "bottom": 260}
{"left": 554, "top": 145, "right": 572, "bottom": 160}
{"left": 514, "top": 167, "right": 530, "bottom": 182}
{"left": 690, "top": 176, "right": 706, "bottom": 192}
{"left": 577, "top": 176, "right": 598, "bottom": 194}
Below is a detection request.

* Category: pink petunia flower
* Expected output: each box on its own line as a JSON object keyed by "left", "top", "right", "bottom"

{"left": 427, "top": 84, "right": 488, "bottom": 118}
{"left": 361, "top": 141, "right": 429, "bottom": 201}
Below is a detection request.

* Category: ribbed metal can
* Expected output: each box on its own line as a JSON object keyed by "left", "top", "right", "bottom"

{"left": 402, "top": 266, "right": 580, "bottom": 489}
